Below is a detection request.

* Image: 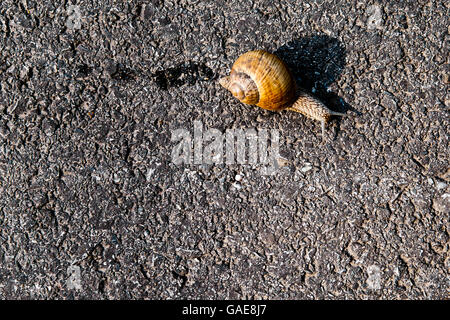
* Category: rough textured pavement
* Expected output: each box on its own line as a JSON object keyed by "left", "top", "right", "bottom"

{"left": 0, "top": 0, "right": 449, "bottom": 299}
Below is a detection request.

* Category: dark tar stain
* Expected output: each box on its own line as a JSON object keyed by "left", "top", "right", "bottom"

{"left": 152, "top": 62, "right": 216, "bottom": 90}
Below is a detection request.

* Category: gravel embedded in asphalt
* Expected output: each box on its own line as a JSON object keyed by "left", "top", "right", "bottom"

{"left": 0, "top": 0, "right": 448, "bottom": 299}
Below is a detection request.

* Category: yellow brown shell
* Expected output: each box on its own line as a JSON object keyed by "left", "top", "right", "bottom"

{"left": 219, "top": 50, "right": 297, "bottom": 111}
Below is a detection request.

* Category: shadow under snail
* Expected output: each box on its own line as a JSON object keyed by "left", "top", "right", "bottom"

{"left": 219, "top": 50, "right": 347, "bottom": 140}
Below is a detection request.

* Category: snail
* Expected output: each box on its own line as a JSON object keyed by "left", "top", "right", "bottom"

{"left": 219, "top": 50, "right": 347, "bottom": 139}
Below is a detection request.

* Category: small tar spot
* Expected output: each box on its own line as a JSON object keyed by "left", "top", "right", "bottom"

{"left": 76, "top": 64, "right": 92, "bottom": 77}
{"left": 110, "top": 64, "right": 135, "bottom": 81}
{"left": 152, "top": 62, "right": 216, "bottom": 90}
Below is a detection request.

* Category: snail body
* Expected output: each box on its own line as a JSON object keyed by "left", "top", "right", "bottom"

{"left": 219, "top": 50, "right": 346, "bottom": 139}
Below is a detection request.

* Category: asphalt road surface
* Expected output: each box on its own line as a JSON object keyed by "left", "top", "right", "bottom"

{"left": 0, "top": 0, "right": 448, "bottom": 299}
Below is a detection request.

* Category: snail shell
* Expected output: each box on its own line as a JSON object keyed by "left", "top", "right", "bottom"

{"left": 219, "top": 50, "right": 297, "bottom": 111}
{"left": 219, "top": 50, "right": 346, "bottom": 139}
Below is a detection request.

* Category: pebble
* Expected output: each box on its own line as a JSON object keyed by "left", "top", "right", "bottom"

{"left": 366, "top": 265, "right": 382, "bottom": 290}
{"left": 436, "top": 181, "right": 447, "bottom": 191}
{"left": 366, "top": 5, "right": 383, "bottom": 30}
{"left": 301, "top": 163, "right": 313, "bottom": 173}
{"left": 232, "top": 182, "right": 242, "bottom": 190}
